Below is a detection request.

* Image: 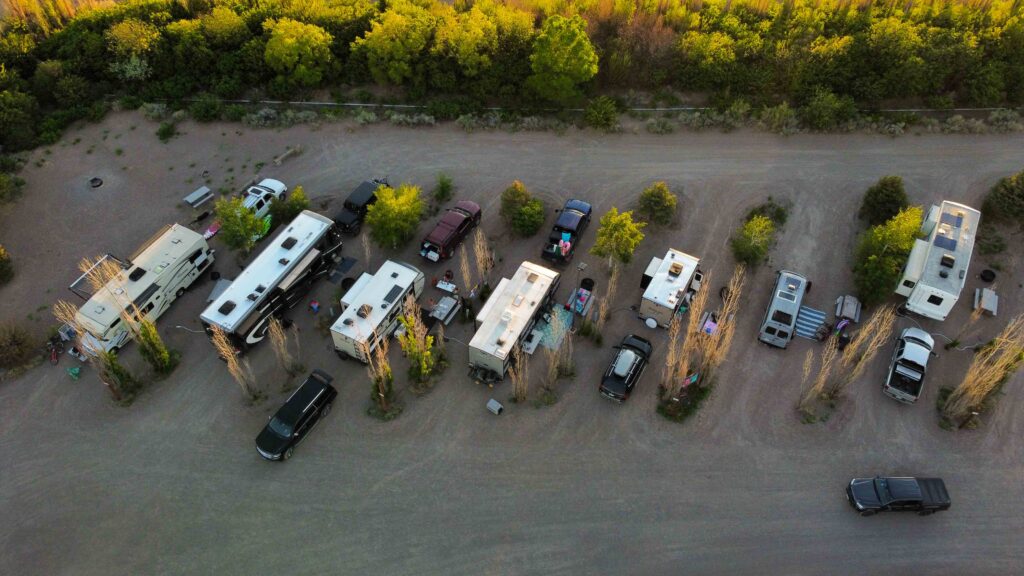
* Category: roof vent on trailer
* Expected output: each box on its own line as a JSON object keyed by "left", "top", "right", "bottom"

{"left": 128, "top": 267, "right": 146, "bottom": 281}
{"left": 281, "top": 236, "right": 298, "bottom": 250}
{"left": 939, "top": 269, "right": 949, "bottom": 279}
{"left": 391, "top": 271, "right": 399, "bottom": 278}
{"left": 668, "top": 262, "right": 684, "bottom": 277}
{"left": 218, "top": 300, "right": 236, "bottom": 315}
{"left": 279, "top": 258, "right": 290, "bottom": 266}
{"left": 343, "top": 318, "right": 354, "bottom": 326}
{"left": 940, "top": 254, "right": 955, "bottom": 269}
{"left": 357, "top": 304, "right": 373, "bottom": 318}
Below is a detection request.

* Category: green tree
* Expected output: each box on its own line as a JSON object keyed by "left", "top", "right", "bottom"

{"left": 365, "top": 183, "right": 424, "bottom": 249}
{"left": 270, "top": 185, "right": 310, "bottom": 225}
{"left": 583, "top": 96, "right": 618, "bottom": 131}
{"left": 0, "top": 244, "right": 13, "bottom": 285}
{"left": 214, "top": 197, "right": 264, "bottom": 253}
{"left": 201, "top": 7, "right": 250, "bottom": 49}
{"left": 730, "top": 215, "right": 775, "bottom": 266}
{"left": 859, "top": 175, "right": 908, "bottom": 226}
{"left": 263, "top": 19, "right": 334, "bottom": 89}
{"left": 800, "top": 86, "right": 857, "bottom": 130}
{"left": 527, "top": 14, "right": 599, "bottom": 104}
{"left": 853, "top": 206, "right": 923, "bottom": 306}
{"left": 511, "top": 198, "right": 545, "bottom": 237}
{"left": 982, "top": 169, "right": 1024, "bottom": 225}
{"left": 432, "top": 5, "right": 497, "bottom": 78}
{"left": 591, "top": 207, "right": 646, "bottom": 265}
{"left": 500, "top": 180, "right": 531, "bottom": 226}
{"left": 638, "top": 182, "right": 677, "bottom": 225}
{"left": 351, "top": 1, "right": 435, "bottom": 87}
{"left": 104, "top": 18, "right": 161, "bottom": 58}
{"left": 0, "top": 90, "right": 39, "bottom": 151}
{"left": 136, "top": 317, "right": 177, "bottom": 375}
{"left": 397, "top": 302, "right": 436, "bottom": 384}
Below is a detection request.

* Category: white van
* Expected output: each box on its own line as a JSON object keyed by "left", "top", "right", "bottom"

{"left": 758, "top": 270, "right": 807, "bottom": 349}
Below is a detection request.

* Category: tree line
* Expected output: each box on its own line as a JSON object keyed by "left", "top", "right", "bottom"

{"left": 2, "top": 0, "right": 1024, "bottom": 151}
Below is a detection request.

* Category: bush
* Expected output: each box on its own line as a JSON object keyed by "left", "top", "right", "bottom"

{"left": 141, "top": 102, "right": 169, "bottom": 121}
{"left": 189, "top": 94, "right": 223, "bottom": 122}
{"left": 982, "top": 170, "right": 1024, "bottom": 225}
{"left": 645, "top": 117, "right": 675, "bottom": 134}
{"left": 746, "top": 197, "right": 789, "bottom": 226}
{"left": 859, "top": 176, "right": 908, "bottom": 226}
{"left": 0, "top": 172, "right": 25, "bottom": 204}
{"left": 510, "top": 198, "right": 545, "bottom": 237}
{"left": 387, "top": 112, "right": 436, "bottom": 127}
{"left": 758, "top": 102, "right": 798, "bottom": 134}
{"left": 156, "top": 121, "right": 177, "bottom": 142}
{"left": 800, "top": 87, "right": 857, "bottom": 131}
{"left": 0, "top": 244, "right": 13, "bottom": 285}
{"left": 0, "top": 323, "right": 35, "bottom": 369}
{"left": 638, "top": 182, "right": 677, "bottom": 225}
{"left": 119, "top": 95, "right": 143, "bottom": 110}
{"left": 500, "top": 180, "right": 533, "bottom": 227}
{"left": 354, "top": 109, "right": 379, "bottom": 125}
{"left": 222, "top": 104, "right": 248, "bottom": 122}
{"left": 270, "top": 185, "right": 310, "bottom": 226}
{"left": 584, "top": 96, "right": 619, "bottom": 131}
{"left": 853, "top": 207, "right": 923, "bottom": 306}
{"left": 433, "top": 173, "right": 453, "bottom": 204}
{"left": 730, "top": 214, "right": 775, "bottom": 266}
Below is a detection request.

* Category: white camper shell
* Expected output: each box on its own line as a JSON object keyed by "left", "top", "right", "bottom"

{"left": 330, "top": 260, "right": 425, "bottom": 362}
{"left": 758, "top": 270, "right": 808, "bottom": 349}
{"left": 895, "top": 201, "right": 980, "bottom": 321}
{"left": 200, "top": 210, "right": 341, "bottom": 349}
{"left": 639, "top": 249, "right": 702, "bottom": 328}
{"left": 71, "top": 224, "right": 214, "bottom": 353}
{"left": 468, "top": 261, "right": 560, "bottom": 379}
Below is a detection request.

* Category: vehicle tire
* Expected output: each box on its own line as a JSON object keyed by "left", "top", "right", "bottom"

{"left": 321, "top": 403, "right": 332, "bottom": 417}
{"left": 336, "top": 349, "right": 351, "bottom": 361}
{"left": 282, "top": 446, "right": 294, "bottom": 461}
{"left": 176, "top": 288, "right": 186, "bottom": 298}
{"left": 860, "top": 510, "right": 876, "bottom": 517}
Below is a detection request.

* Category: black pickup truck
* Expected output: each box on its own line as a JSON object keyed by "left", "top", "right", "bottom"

{"left": 541, "top": 199, "right": 592, "bottom": 263}
{"left": 847, "top": 476, "right": 951, "bottom": 516}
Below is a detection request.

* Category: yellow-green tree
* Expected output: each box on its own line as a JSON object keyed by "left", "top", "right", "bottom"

{"left": 351, "top": 0, "right": 436, "bottom": 87}
{"left": 365, "top": 183, "right": 424, "bottom": 249}
{"left": 215, "top": 197, "right": 264, "bottom": 253}
{"left": 263, "top": 18, "right": 334, "bottom": 89}
{"left": 853, "top": 206, "right": 923, "bottom": 305}
{"left": 591, "top": 207, "right": 646, "bottom": 266}
{"left": 104, "top": 18, "right": 160, "bottom": 58}
{"left": 201, "top": 7, "right": 250, "bottom": 49}
{"left": 432, "top": 5, "right": 497, "bottom": 78}
{"left": 527, "top": 14, "right": 598, "bottom": 104}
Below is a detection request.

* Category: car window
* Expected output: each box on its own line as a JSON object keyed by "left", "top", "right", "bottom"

{"left": 255, "top": 200, "right": 264, "bottom": 210}
{"left": 764, "top": 326, "right": 777, "bottom": 336}
{"left": 777, "top": 331, "right": 789, "bottom": 339}
{"left": 268, "top": 416, "right": 293, "bottom": 438}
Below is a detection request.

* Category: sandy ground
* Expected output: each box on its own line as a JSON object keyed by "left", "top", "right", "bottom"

{"left": 1, "top": 113, "right": 1023, "bottom": 575}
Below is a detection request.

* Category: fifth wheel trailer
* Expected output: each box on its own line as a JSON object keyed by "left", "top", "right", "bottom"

{"left": 639, "top": 248, "right": 702, "bottom": 328}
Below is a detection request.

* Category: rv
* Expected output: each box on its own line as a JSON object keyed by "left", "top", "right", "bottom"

{"left": 70, "top": 224, "right": 214, "bottom": 353}
{"left": 758, "top": 270, "right": 808, "bottom": 349}
{"left": 639, "top": 248, "right": 702, "bottom": 328}
{"left": 330, "top": 260, "right": 426, "bottom": 362}
{"left": 468, "top": 261, "right": 560, "bottom": 380}
{"left": 200, "top": 210, "right": 342, "bottom": 351}
{"left": 895, "top": 201, "right": 980, "bottom": 321}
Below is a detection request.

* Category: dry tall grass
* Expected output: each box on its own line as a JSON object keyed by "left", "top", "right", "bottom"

{"left": 210, "top": 325, "right": 256, "bottom": 401}
{"left": 458, "top": 244, "right": 474, "bottom": 292}
{"left": 943, "top": 314, "right": 1024, "bottom": 423}
{"left": 801, "top": 349, "right": 815, "bottom": 389}
{"left": 509, "top": 345, "right": 530, "bottom": 402}
{"left": 800, "top": 334, "right": 839, "bottom": 411}
{"left": 53, "top": 299, "right": 123, "bottom": 400}
{"left": 473, "top": 229, "right": 493, "bottom": 284}
{"left": 362, "top": 338, "right": 394, "bottom": 412}
{"left": 699, "top": 266, "right": 745, "bottom": 375}
{"left": 832, "top": 305, "right": 897, "bottom": 396}
{"left": 268, "top": 317, "right": 301, "bottom": 376}
{"left": 662, "top": 315, "right": 683, "bottom": 390}
{"left": 597, "top": 264, "right": 621, "bottom": 329}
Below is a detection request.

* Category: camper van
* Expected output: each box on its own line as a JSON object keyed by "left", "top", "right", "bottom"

{"left": 639, "top": 249, "right": 702, "bottom": 328}
{"left": 895, "top": 201, "right": 980, "bottom": 321}
{"left": 201, "top": 210, "right": 342, "bottom": 351}
{"left": 758, "top": 270, "right": 808, "bottom": 349}
{"left": 70, "top": 224, "right": 214, "bottom": 353}
{"left": 330, "top": 260, "right": 425, "bottom": 362}
{"left": 468, "top": 261, "right": 560, "bottom": 380}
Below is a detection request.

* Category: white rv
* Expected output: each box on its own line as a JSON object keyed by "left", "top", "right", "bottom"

{"left": 639, "top": 248, "right": 702, "bottom": 328}
{"left": 895, "top": 201, "right": 980, "bottom": 321}
{"left": 71, "top": 224, "right": 214, "bottom": 353}
{"left": 200, "top": 210, "right": 343, "bottom": 351}
{"left": 330, "top": 260, "right": 426, "bottom": 362}
{"left": 468, "top": 261, "right": 560, "bottom": 379}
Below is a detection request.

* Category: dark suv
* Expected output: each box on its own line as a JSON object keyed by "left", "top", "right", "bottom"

{"left": 256, "top": 370, "right": 337, "bottom": 461}
{"left": 599, "top": 334, "right": 653, "bottom": 402}
{"left": 334, "top": 179, "right": 386, "bottom": 235}
{"left": 847, "top": 476, "right": 951, "bottom": 516}
{"left": 542, "top": 199, "right": 592, "bottom": 263}
{"left": 420, "top": 200, "right": 481, "bottom": 262}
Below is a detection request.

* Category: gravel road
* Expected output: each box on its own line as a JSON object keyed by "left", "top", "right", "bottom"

{"left": 1, "top": 115, "right": 1022, "bottom": 575}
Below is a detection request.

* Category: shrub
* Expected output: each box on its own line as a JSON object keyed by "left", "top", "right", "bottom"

{"left": 853, "top": 207, "right": 923, "bottom": 306}
{"left": 354, "top": 109, "right": 379, "bottom": 125}
{"left": 746, "top": 197, "right": 789, "bottom": 226}
{"left": 189, "top": 94, "right": 223, "bottom": 122}
{"left": 0, "top": 244, "right": 13, "bottom": 284}
{"left": 800, "top": 87, "right": 857, "bottom": 131}
{"left": 977, "top": 229, "right": 1006, "bottom": 255}
{"left": 510, "top": 198, "right": 545, "bottom": 237}
{"left": 0, "top": 172, "right": 25, "bottom": 204}
{"left": 500, "top": 180, "right": 532, "bottom": 227}
{"left": 758, "top": 102, "right": 798, "bottom": 134}
{"left": 730, "top": 214, "right": 775, "bottom": 266}
{"left": 645, "top": 117, "right": 675, "bottom": 134}
{"left": 387, "top": 112, "right": 436, "bottom": 127}
{"left": 638, "top": 182, "right": 677, "bottom": 225}
{"left": 859, "top": 176, "right": 908, "bottom": 226}
{"left": 222, "top": 104, "right": 247, "bottom": 122}
{"left": 142, "top": 102, "right": 168, "bottom": 121}
{"left": 433, "top": 173, "right": 453, "bottom": 204}
{"left": 0, "top": 323, "right": 35, "bottom": 369}
{"left": 982, "top": 170, "right": 1024, "bottom": 225}
{"left": 156, "top": 121, "right": 177, "bottom": 142}
{"left": 270, "top": 185, "right": 310, "bottom": 226}
{"left": 584, "top": 96, "right": 619, "bottom": 131}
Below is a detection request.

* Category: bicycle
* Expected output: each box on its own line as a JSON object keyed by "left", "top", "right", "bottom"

{"left": 46, "top": 337, "right": 65, "bottom": 366}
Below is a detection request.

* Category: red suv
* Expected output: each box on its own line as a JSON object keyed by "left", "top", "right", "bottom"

{"left": 419, "top": 200, "right": 481, "bottom": 262}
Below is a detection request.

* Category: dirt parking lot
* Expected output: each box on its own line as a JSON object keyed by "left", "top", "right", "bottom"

{"left": 1, "top": 114, "right": 1023, "bottom": 575}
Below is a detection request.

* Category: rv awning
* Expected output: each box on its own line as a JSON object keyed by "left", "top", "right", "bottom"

{"left": 903, "top": 239, "right": 929, "bottom": 283}
{"left": 279, "top": 249, "right": 320, "bottom": 292}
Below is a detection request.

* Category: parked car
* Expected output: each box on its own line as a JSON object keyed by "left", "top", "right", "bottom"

{"left": 599, "top": 334, "right": 653, "bottom": 402}
{"left": 334, "top": 179, "right": 385, "bottom": 235}
{"left": 242, "top": 178, "right": 288, "bottom": 221}
{"left": 846, "top": 476, "right": 951, "bottom": 516}
{"left": 883, "top": 327, "right": 935, "bottom": 403}
{"left": 541, "top": 199, "right": 592, "bottom": 263}
{"left": 419, "top": 200, "right": 481, "bottom": 262}
{"left": 255, "top": 369, "right": 337, "bottom": 461}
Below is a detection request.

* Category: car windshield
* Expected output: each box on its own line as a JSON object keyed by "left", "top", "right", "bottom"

{"left": 873, "top": 478, "right": 893, "bottom": 505}
{"left": 267, "top": 416, "right": 293, "bottom": 438}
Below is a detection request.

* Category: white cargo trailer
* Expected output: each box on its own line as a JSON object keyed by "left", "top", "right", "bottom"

{"left": 639, "top": 248, "right": 702, "bottom": 328}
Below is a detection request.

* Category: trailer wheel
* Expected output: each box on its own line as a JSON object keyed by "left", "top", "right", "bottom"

{"left": 176, "top": 288, "right": 186, "bottom": 298}
{"left": 336, "top": 350, "right": 351, "bottom": 361}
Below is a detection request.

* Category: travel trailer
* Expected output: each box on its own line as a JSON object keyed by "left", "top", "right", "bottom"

{"left": 758, "top": 270, "right": 808, "bottom": 349}
{"left": 201, "top": 210, "right": 342, "bottom": 351}
{"left": 639, "top": 248, "right": 702, "bottom": 328}
{"left": 895, "top": 201, "right": 980, "bottom": 321}
{"left": 468, "top": 261, "right": 560, "bottom": 380}
{"left": 70, "top": 224, "right": 214, "bottom": 353}
{"left": 330, "top": 260, "right": 425, "bottom": 362}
